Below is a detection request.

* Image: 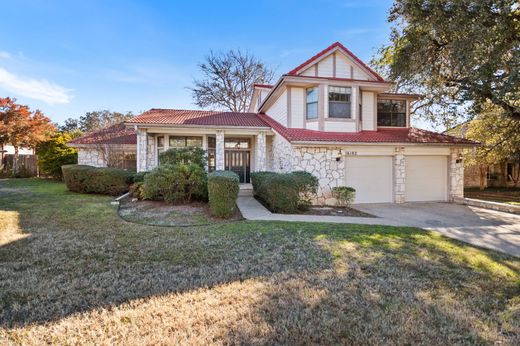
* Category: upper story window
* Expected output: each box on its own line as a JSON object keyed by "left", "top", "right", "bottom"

{"left": 169, "top": 136, "right": 203, "bottom": 148}
{"left": 306, "top": 87, "right": 318, "bottom": 120}
{"left": 377, "top": 99, "right": 406, "bottom": 127}
{"left": 328, "top": 86, "right": 351, "bottom": 118}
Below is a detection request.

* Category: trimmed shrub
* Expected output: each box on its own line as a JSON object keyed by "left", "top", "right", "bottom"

{"left": 37, "top": 132, "right": 78, "bottom": 179}
{"left": 332, "top": 186, "right": 356, "bottom": 207}
{"left": 251, "top": 171, "right": 318, "bottom": 213}
{"left": 208, "top": 170, "right": 240, "bottom": 218}
{"left": 142, "top": 163, "right": 207, "bottom": 203}
{"left": 291, "top": 170, "right": 319, "bottom": 210}
{"left": 159, "top": 147, "right": 206, "bottom": 168}
{"left": 61, "top": 164, "right": 134, "bottom": 195}
{"left": 133, "top": 171, "right": 147, "bottom": 183}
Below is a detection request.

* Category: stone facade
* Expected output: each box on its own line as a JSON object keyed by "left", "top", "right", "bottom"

{"left": 293, "top": 146, "right": 345, "bottom": 205}
{"left": 255, "top": 131, "right": 267, "bottom": 172}
{"left": 449, "top": 148, "right": 464, "bottom": 200}
{"left": 216, "top": 130, "right": 225, "bottom": 170}
{"left": 77, "top": 148, "right": 106, "bottom": 167}
{"left": 137, "top": 129, "right": 148, "bottom": 172}
{"left": 271, "top": 132, "right": 295, "bottom": 172}
{"left": 394, "top": 147, "right": 406, "bottom": 203}
{"left": 146, "top": 134, "right": 156, "bottom": 170}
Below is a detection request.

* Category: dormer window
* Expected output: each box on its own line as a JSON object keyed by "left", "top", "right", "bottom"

{"left": 306, "top": 87, "right": 318, "bottom": 120}
{"left": 328, "top": 86, "right": 351, "bottom": 118}
{"left": 377, "top": 99, "right": 406, "bottom": 127}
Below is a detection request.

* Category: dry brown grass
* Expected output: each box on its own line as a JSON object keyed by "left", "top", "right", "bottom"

{"left": 1, "top": 179, "right": 519, "bottom": 345}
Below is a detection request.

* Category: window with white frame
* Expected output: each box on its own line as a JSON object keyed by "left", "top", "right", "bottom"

{"left": 306, "top": 87, "right": 318, "bottom": 120}
{"left": 377, "top": 99, "right": 406, "bottom": 127}
{"left": 328, "top": 86, "right": 351, "bottom": 118}
{"left": 168, "top": 136, "right": 203, "bottom": 148}
{"left": 157, "top": 136, "right": 165, "bottom": 158}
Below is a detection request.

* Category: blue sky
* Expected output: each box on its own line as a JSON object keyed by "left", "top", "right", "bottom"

{"left": 0, "top": 0, "right": 394, "bottom": 125}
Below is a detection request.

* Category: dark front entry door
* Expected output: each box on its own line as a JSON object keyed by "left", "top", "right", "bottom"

{"left": 225, "top": 150, "right": 250, "bottom": 183}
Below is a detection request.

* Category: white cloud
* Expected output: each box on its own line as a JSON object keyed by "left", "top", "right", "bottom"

{"left": 0, "top": 67, "right": 72, "bottom": 104}
{"left": 0, "top": 51, "right": 11, "bottom": 60}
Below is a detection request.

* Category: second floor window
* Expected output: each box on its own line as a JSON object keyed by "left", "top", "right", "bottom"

{"left": 328, "top": 86, "right": 351, "bottom": 118}
{"left": 306, "top": 87, "right": 318, "bottom": 120}
{"left": 377, "top": 99, "right": 406, "bottom": 127}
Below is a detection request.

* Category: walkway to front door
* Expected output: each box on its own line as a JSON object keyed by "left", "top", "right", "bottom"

{"left": 225, "top": 150, "right": 250, "bottom": 183}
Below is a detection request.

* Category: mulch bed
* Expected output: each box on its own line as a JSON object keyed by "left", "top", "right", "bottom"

{"left": 254, "top": 195, "right": 374, "bottom": 217}
{"left": 118, "top": 198, "right": 243, "bottom": 227}
{"left": 465, "top": 187, "right": 520, "bottom": 204}
{"left": 302, "top": 205, "right": 374, "bottom": 217}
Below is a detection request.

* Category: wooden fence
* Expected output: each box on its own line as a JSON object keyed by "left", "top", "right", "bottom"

{"left": 1, "top": 154, "right": 38, "bottom": 177}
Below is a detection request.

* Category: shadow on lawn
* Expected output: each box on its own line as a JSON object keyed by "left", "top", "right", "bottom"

{"left": 0, "top": 179, "right": 519, "bottom": 344}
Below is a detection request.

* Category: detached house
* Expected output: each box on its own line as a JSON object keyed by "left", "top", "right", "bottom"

{"left": 73, "top": 42, "right": 476, "bottom": 204}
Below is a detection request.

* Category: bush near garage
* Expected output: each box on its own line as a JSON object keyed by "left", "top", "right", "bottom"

{"left": 61, "top": 164, "right": 134, "bottom": 195}
{"left": 142, "top": 163, "right": 207, "bottom": 203}
{"left": 207, "top": 170, "right": 240, "bottom": 218}
{"left": 332, "top": 186, "right": 356, "bottom": 207}
{"left": 251, "top": 171, "right": 318, "bottom": 213}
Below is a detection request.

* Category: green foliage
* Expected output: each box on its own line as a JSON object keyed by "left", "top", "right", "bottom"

{"left": 207, "top": 170, "right": 240, "bottom": 218}
{"left": 129, "top": 182, "right": 145, "bottom": 200}
{"left": 62, "top": 164, "right": 134, "bottom": 195}
{"left": 142, "top": 163, "right": 207, "bottom": 203}
{"left": 377, "top": 0, "right": 520, "bottom": 123}
{"left": 37, "top": 132, "right": 78, "bottom": 179}
{"left": 132, "top": 171, "right": 147, "bottom": 183}
{"left": 332, "top": 186, "right": 356, "bottom": 207}
{"left": 251, "top": 171, "right": 318, "bottom": 213}
{"left": 159, "top": 147, "right": 207, "bottom": 168}
{"left": 291, "top": 170, "right": 319, "bottom": 210}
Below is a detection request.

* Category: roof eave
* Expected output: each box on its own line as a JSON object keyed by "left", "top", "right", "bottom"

{"left": 290, "top": 140, "right": 478, "bottom": 147}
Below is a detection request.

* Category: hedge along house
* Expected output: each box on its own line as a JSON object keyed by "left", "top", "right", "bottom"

{"left": 68, "top": 123, "right": 137, "bottom": 170}
{"left": 74, "top": 42, "right": 477, "bottom": 204}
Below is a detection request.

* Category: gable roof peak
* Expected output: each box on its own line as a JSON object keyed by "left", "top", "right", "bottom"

{"left": 287, "top": 41, "right": 385, "bottom": 81}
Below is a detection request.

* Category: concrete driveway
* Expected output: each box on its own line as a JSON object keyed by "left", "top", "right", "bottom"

{"left": 355, "top": 202, "right": 520, "bottom": 257}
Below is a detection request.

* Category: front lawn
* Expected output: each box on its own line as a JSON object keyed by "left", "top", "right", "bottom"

{"left": 1, "top": 179, "right": 519, "bottom": 345}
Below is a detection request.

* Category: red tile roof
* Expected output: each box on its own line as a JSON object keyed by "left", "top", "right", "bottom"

{"left": 257, "top": 113, "right": 476, "bottom": 145}
{"left": 126, "top": 109, "right": 271, "bottom": 127}
{"left": 287, "top": 42, "right": 385, "bottom": 81}
{"left": 68, "top": 123, "right": 136, "bottom": 146}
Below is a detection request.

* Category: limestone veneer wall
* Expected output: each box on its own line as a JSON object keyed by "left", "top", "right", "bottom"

{"left": 78, "top": 148, "right": 106, "bottom": 167}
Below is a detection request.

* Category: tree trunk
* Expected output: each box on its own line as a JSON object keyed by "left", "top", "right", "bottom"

{"left": 478, "top": 165, "right": 487, "bottom": 190}
{"left": 13, "top": 146, "right": 19, "bottom": 176}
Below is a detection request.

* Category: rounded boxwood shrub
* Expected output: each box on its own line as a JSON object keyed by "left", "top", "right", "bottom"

{"left": 251, "top": 171, "right": 318, "bottom": 213}
{"left": 61, "top": 164, "right": 134, "bottom": 195}
{"left": 159, "top": 147, "right": 206, "bottom": 168}
{"left": 207, "top": 170, "right": 240, "bottom": 218}
{"left": 142, "top": 163, "right": 207, "bottom": 203}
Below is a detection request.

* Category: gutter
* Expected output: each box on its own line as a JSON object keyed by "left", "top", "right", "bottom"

{"left": 290, "top": 141, "right": 479, "bottom": 148}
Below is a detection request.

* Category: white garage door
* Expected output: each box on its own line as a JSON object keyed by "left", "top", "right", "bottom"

{"left": 345, "top": 156, "right": 393, "bottom": 203}
{"left": 406, "top": 156, "right": 448, "bottom": 202}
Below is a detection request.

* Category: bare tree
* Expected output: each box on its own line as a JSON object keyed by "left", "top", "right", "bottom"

{"left": 190, "top": 50, "right": 274, "bottom": 112}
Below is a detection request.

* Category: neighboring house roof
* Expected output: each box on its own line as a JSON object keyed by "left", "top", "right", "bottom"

{"left": 68, "top": 123, "right": 137, "bottom": 146}
{"left": 257, "top": 113, "right": 477, "bottom": 145}
{"left": 287, "top": 41, "right": 385, "bottom": 81}
{"left": 253, "top": 84, "right": 273, "bottom": 88}
{"left": 126, "top": 109, "right": 271, "bottom": 128}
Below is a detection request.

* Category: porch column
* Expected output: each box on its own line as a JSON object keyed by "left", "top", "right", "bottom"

{"left": 394, "top": 147, "right": 406, "bottom": 203}
{"left": 255, "top": 131, "right": 267, "bottom": 172}
{"left": 216, "top": 130, "right": 225, "bottom": 170}
{"left": 449, "top": 148, "right": 464, "bottom": 200}
{"left": 137, "top": 128, "right": 148, "bottom": 172}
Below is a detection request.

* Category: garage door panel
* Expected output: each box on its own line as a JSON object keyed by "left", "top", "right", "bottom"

{"left": 345, "top": 156, "right": 393, "bottom": 203}
{"left": 406, "top": 156, "right": 447, "bottom": 202}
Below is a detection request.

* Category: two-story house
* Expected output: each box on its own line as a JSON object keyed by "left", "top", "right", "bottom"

{"left": 72, "top": 42, "right": 476, "bottom": 204}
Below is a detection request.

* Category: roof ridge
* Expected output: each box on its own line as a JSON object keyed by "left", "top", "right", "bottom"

{"left": 287, "top": 42, "right": 385, "bottom": 81}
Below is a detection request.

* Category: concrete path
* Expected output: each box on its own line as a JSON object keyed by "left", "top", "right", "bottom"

{"left": 236, "top": 197, "right": 520, "bottom": 257}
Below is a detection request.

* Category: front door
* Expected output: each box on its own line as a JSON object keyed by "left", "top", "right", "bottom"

{"left": 225, "top": 150, "right": 250, "bottom": 183}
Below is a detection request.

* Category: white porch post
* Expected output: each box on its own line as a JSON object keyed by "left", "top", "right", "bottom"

{"left": 394, "top": 147, "right": 406, "bottom": 203}
{"left": 137, "top": 128, "right": 148, "bottom": 172}
{"left": 255, "top": 131, "right": 267, "bottom": 171}
{"left": 216, "top": 130, "right": 225, "bottom": 170}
